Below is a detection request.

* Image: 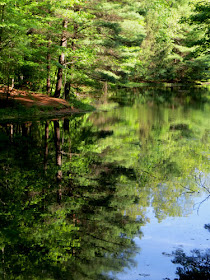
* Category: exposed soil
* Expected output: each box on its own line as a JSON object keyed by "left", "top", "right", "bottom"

{"left": 0, "top": 88, "right": 79, "bottom": 114}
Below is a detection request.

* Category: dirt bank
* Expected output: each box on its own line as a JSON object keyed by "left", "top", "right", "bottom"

{"left": 0, "top": 88, "right": 79, "bottom": 113}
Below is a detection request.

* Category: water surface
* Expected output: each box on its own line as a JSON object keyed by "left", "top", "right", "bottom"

{"left": 0, "top": 88, "right": 210, "bottom": 279}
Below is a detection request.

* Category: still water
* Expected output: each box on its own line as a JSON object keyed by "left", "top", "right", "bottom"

{"left": 0, "top": 88, "right": 210, "bottom": 279}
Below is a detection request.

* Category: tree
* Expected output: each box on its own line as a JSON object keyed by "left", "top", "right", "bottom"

{"left": 82, "top": 0, "right": 146, "bottom": 94}
{"left": 0, "top": 0, "right": 30, "bottom": 89}
{"left": 136, "top": 0, "right": 194, "bottom": 81}
{"left": 181, "top": 0, "right": 210, "bottom": 81}
{"left": 189, "top": 1, "right": 210, "bottom": 55}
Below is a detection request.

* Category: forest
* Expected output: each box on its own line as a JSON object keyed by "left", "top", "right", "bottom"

{"left": 0, "top": 0, "right": 210, "bottom": 99}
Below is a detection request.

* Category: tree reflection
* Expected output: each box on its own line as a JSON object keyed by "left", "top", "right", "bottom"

{"left": 171, "top": 224, "right": 210, "bottom": 280}
{"left": 0, "top": 117, "right": 142, "bottom": 280}
{"left": 90, "top": 102, "right": 210, "bottom": 222}
{"left": 0, "top": 98, "right": 210, "bottom": 279}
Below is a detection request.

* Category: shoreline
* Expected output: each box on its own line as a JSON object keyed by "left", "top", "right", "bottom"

{"left": 0, "top": 89, "right": 94, "bottom": 121}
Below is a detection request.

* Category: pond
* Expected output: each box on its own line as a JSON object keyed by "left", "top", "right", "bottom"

{"left": 0, "top": 87, "right": 210, "bottom": 280}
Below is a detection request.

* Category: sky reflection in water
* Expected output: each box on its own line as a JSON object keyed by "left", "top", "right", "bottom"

{"left": 115, "top": 191, "right": 210, "bottom": 280}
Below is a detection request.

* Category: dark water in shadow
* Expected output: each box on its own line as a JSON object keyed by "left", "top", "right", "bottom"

{"left": 0, "top": 89, "right": 210, "bottom": 279}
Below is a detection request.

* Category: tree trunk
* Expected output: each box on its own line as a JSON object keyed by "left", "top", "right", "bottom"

{"left": 44, "top": 121, "right": 49, "bottom": 171}
{"left": 46, "top": 40, "right": 51, "bottom": 95}
{"left": 64, "top": 10, "right": 79, "bottom": 100}
{"left": 63, "top": 118, "right": 70, "bottom": 132}
{"left": 10, "top": 124, "right": 13, "bottom": 142}
{"left": 54, "top": 20, "right": 68, "bottom": 98}
{"left": 0, "top": 4, "right": 5, "bottom": 51}
{"left": 64, "top": 82, "right": 71, "bottom": 100}
{"left": 11, "top": 78, "right": 14, "bottom": 90}
{"left": 22, "top": 123, "right": 29, "bottom": 137}
{"left": 54, "top": 120, "right": 62, "bottom": 203}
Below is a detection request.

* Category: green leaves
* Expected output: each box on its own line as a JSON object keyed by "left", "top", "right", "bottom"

{"left": 0, "top": 0, "right": 209, "bottom": 94}
{"left": 188, "top": 1, "right": 210, "bottom": 54}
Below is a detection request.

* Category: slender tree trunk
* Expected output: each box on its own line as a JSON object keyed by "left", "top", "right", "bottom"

{"left": 46, "top": 40, "right": 51, "bottom": 95}
{"left": 63, "top": 118, "right": 70, "bottom": 132}
{"left": 64, "top": 12, "right": 79, "bottom": 100}
{"left": 5, "top": 72, "right": 10, "bottom": 100}
{"left": 54, "top": 120, "right": 62, "bottom": 203}
{"left": 64, "top": 82, "right": 71, "bottom": 100}
{"left": 10, "top": 124, "right": 13, "bottom": 142}
{"left": 11, "top": 78, "right": 14, "bottom": 90}
{"left": 54, "top": 20, "right": 68, "bottom": 98}
{"left": 22, "top": 123, "right": 29, "bottom": 137}
{"left": 46, "top": 19, "right": 52, "bottom": 95}
{"left": 0, "top": 4, "right": 5, "bottom": 51}
{"left": 44, "top": 121, "right": 49, "bottom": 171}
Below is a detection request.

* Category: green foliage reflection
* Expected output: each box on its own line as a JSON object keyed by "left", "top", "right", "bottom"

{"left": 0, "top": 94, "right": 209, "bottom": 279}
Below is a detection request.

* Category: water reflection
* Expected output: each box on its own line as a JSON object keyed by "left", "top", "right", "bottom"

{"left": 171, "top": 223, "right": 210, "bottom": 280}
{"left": 0, "top": 118, "right": 143, "bottom": 279}
{"left": 0, "top": 94, "right": 209, "bottom": 279}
